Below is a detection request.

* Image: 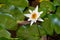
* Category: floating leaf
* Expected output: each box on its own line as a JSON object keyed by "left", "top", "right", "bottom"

{"left": 0, "top": 25, "right": 11, "bottom": 38}
{"left": 42, "top": 17, "right": 53, "bottom": 35}
{"left": 40, "top": 1, "right": 56, "bottom": 12}
{"left": 0, "top": 12, "right": 16, "bottom": 30}
{"left": 17, "top": 24, "right": 40, "bottom": 40}
{"left": 49, "top": 14, "right": 60, "bottom": 34}
{"left": 53, "top": 0, "right": 60, "bottom": 6}
{"left": 56, "top": 7, "right": 60, "bottom": 18}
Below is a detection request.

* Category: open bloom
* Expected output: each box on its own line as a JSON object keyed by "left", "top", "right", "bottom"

{"left": 24, "top": 5, "right": 44, "bottom": 26}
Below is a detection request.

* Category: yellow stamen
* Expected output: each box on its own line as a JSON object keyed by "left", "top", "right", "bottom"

{"left": 31, "top": 13, "right": 37, "bottom": 19}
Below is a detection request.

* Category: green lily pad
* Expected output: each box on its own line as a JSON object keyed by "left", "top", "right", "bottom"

{"left": 49, "top": 14, "right": 60, "bottom": 34}
{"left": 53, "top": 0, "right": 60, "bottom": 6}
{"left": 56, "top": 7, "right": 60, "bottom": 18}
{"left": 17, "top": 24, "right": 40, "bottom": 40}
{"left": 40, "top": 1, "right": 56, "bottom": 13}
{"left": 0, "top": 12, "right": 16, "bottom": 30}
{"left": 0, "top": 27, "right": 11, "bottom": 38}
{"left": 42, "top": 17, "right": 53, "bottom": 35}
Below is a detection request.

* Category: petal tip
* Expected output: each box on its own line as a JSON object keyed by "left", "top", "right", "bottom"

{"left": 29, "top": 9, "right": 32, "bottom": 13}
{"left": 34, "top": 5, "right": 38, "bottom": 12}
{"left": 39, "top": 11, "right": 43, "bottom": 15}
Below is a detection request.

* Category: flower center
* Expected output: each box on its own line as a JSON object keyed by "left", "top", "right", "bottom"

{"left": 31, "top": 13, "right": 37, "bottom": 19}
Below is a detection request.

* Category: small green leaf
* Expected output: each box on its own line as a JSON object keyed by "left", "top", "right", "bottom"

{"left": 0, "top": 29, "right": 11, "bottom": 38}
{"left": 40, "top": 1, "right": 56, "bottom": 13}
{"left": 0, "top": 24, "right": 11, "bottom": 38}
{"left": 53, "top": 0, "right": 60, "bottom": 6}
{"left": 17, "top": 24, "right": 40, "bottom": 40}
{"left": 42, "top": 18, "right": 53, "bottom": 35}
{"left": 37, "top": 25, "right": 46, "bottom": 36}
{"left": 9, "top": 0, "right": 29, "bottom": 9}
{"left": 0, "top": 12, "right": 16, "bottom": 30}
{"left": 9, "top": 7, "right": 24, "bottom": 21}
{"left": 56, "top": 7, "right": 60, "bottom": 18}
{"left": 49, "top": 14, "right": 60, "bottom": 34}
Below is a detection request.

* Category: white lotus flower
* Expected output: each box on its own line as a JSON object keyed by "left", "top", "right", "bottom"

{"left": 24, "top": 5, "right": 44, "bottom": 26}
